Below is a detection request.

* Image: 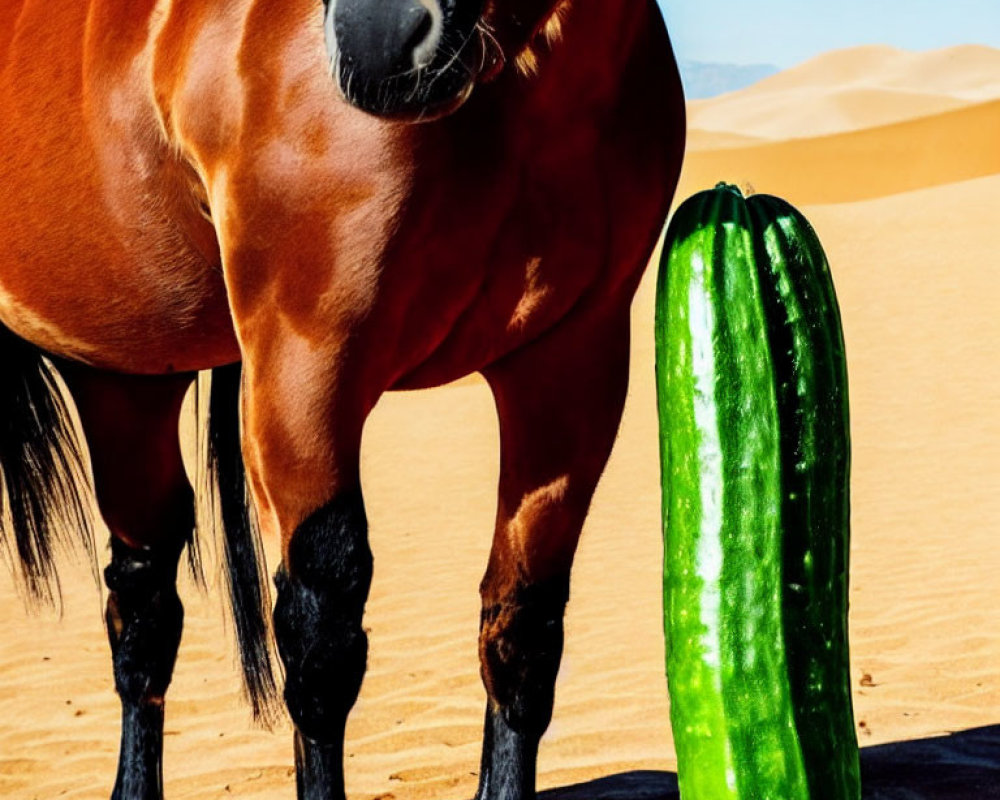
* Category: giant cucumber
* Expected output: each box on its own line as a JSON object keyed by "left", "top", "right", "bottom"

{"left": 655, "top": 184, "right": 860, "bottom": 799}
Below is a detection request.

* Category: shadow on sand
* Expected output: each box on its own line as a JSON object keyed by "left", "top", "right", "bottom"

{"left": 538, "top": 725, "right": 1000, "bottom": 800}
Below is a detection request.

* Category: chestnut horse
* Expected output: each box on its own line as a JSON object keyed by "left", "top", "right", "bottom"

{"left": 0, "top": 0, "right": 685, "bottom": 796}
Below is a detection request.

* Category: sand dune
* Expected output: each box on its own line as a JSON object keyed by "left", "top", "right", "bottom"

{"left": 1, "top": 43, "right": 999, "bottom": 800}
{"left": 752, "top": 44, "right": 909, "bottom": 91}
{"left": 680, "top": 98, "right": 1000, "bottom": 204}
{"left": 745, "top": 44, "right": 1000, "bottom": 98}
{"left": 687, "top": 44, "right": 1000, "bottom": 141}
{"left": 875, "top": 45, "right": 1000, "bottom": 100}
{"left": 688, "top": 86, "right": 969, "bottom": 143}
{"left": 685, "top": 128, "right": 769, "bottom": 151}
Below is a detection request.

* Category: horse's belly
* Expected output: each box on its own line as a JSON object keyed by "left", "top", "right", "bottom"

{"left": 0, "top": 211, "right": 239, "bottom": 374}
{"left": 0, "top": 259, "right": 239, "bottom": 374}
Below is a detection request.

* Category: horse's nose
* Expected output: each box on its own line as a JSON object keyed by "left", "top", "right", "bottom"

{"left": 329, "top": 0, "right": 482, "bottom": 118}
{"left": 334, "top": 0, "right": 443, "bottom": 78}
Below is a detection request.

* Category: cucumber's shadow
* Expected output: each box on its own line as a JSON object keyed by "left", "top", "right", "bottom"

{"left": 537, "top": 725, "right": 1000, "bottom": 800}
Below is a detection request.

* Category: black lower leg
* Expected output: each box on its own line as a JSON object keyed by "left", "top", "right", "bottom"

{"left": 476, "top": 576, "right": 570, "bottom": 800}
{"left": 104, "top": 536, "right": 184, "bottom": 800}
{"left": 273, "top": 491, "right": 373, "bottom": 800}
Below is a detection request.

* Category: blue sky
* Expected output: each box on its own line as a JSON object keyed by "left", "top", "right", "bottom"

{"left": 657, "top": 1, "right": 1000, "bottom": 67}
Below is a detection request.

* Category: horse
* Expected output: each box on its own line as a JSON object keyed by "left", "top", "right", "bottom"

{"left": 0, "top": 0, "right": 685, "bottom": 796}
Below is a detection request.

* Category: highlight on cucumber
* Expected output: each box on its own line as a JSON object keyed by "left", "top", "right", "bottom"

{"left": 654, "top": 182, "right": 860, "bottom": 800}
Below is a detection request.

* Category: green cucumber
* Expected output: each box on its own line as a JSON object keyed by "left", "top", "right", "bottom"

{"left": 654, "top": 183, "right": 859, "bottom": 800}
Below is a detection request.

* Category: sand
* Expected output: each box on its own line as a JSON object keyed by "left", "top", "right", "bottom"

{"left": 1, "top": 43, "right": 999, "bottom": 799}
{"left": 687, "top": 46, "right": 1000, "bottom": 143}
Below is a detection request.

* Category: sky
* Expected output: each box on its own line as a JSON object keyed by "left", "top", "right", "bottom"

{"left": 657, "top": 0, "right": 1000, "bottom": 68}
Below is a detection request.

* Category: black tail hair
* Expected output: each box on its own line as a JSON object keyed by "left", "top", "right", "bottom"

{"left": 0, "top": 327, "right": 95, "bottom": 608}
{"left": 206, "top": 362, "right": 280, "bottom": 724}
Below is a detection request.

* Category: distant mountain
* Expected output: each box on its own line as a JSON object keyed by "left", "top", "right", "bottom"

{"left": 679, "top": 60, "right": 781, "bottom": 100}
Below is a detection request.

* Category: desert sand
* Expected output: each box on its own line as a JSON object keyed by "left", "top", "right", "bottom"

{"left": 1, "top": 43, "right": 999, "bottom": 799}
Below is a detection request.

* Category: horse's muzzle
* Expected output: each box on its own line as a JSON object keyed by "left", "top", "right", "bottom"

{"left": 327, "top": 0, "right": 485, "bottom": 119}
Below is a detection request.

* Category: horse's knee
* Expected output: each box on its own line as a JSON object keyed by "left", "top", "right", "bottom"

{"left": 479, "top": 574, "right": 570, "bottom": 736}
{"left": 104, "top": 537, "right": 184, "bottom": 705}
{"left": 273, "top": 490, "right": 373, "bottom": 744}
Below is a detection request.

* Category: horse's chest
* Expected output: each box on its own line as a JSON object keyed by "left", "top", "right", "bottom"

{"left": 383, "top": 162, "right": 629, "bottom": 389}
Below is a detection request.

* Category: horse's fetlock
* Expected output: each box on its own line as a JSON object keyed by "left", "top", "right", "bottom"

{"left": 106, "top": 587, "right": 183, "bottom": 703}
{"left": 104, "top": 537, "right": 184, "bottom": 705}
{"left": 282, "top": 627, "right": 368, "bottom": 743}
{"left": 479, "top": 575, "right": 570, "bottom": 736}
{"left": 274, "top": 564, "right": 370, "bottom": 744}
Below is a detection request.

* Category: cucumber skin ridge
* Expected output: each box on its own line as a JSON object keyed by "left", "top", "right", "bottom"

{"left": 748, "top": 195, "right": 859, "bottom": 800}
{"left": 656, "top": 186, "right": 859, "bottom": 800}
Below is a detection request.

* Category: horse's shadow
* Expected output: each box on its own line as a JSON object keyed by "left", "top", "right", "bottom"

{"left": 537, "top": 725, "right": 1000, "bottom": 800}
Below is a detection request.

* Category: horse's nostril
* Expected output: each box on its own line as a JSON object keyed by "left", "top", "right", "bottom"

{"left": 404, "top": 8, "right": 433, "bottom": 49}
{"left": 408, "top": 0, "right": 442, "bottom": 69}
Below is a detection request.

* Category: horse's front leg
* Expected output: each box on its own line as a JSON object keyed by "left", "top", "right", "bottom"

{"left": 58, "top": 366, "right": 196, "bottom": 800}
{"left": 233, "top": 313, "right": 378, "bottom": 800}
{"left": 477, "top": 306, "right": 632, "bottom": 800}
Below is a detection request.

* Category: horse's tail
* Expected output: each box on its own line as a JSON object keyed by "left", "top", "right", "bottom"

{"left": 206, "top": 362, "right": 281, "bottom": 724}
{"left": 0, "top": 326, "right": 96, "bottom": 608}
